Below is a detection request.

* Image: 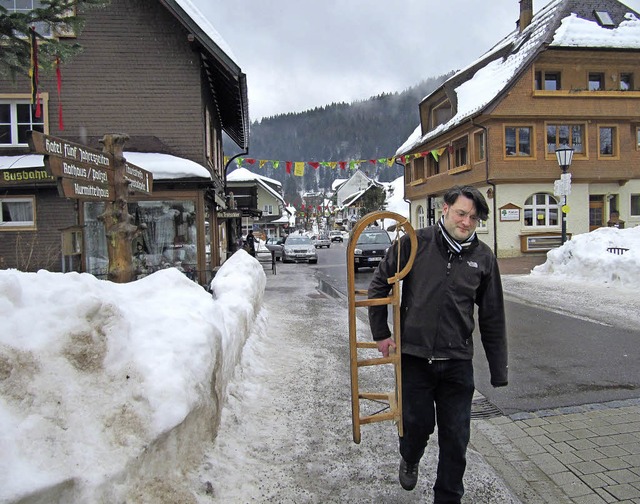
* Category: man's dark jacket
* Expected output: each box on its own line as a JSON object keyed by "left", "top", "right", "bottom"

{"left": 368, "top": 225, "right": 508, "bottom": 386}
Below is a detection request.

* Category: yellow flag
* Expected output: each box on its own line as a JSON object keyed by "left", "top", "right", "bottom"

{"left": 294, "top": 162, "right": 305, "bottom": 176}
{"left": 259, "top": 159, "right": 266, "bottom": 168}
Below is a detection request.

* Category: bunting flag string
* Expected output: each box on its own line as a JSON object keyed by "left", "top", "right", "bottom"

{"left": 224, "top": 149, "right": 446, "bottom": 177}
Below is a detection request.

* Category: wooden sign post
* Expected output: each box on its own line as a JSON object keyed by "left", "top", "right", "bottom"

{"left": 28, "top": 131, "right": 154, "bottom": 283}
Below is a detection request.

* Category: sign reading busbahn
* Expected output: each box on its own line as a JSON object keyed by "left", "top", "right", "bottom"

{"left": 27, "top": 131, "right": 153, "bottom": 201}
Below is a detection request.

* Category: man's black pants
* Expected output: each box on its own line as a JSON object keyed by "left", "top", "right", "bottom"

{"left": 399, "top": 355, "right": 475, "bottom": 503}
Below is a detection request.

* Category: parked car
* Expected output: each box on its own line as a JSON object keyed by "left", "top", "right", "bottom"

{"left": 265, "top": 237, "right": 285, "bottom": 261}
{"left": 282, "top": 235, "right": 318, "bottom": 264}
{"left": 329, "top": 230, "right": 343, "bottom": 242}
{"left": 313, "top": 233, "right": 331, "bottom": 248}
{"left": 353, "top": 227, "right": 392, "bottom": 271}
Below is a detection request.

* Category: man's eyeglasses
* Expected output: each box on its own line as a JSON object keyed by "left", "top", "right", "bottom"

{"left": 453, "top": 209, "right": 480, "bottom": 223}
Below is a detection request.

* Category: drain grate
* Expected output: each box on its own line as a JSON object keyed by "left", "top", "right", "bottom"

{"left": 471, "top": 397, "right": 503, "bottom": 419}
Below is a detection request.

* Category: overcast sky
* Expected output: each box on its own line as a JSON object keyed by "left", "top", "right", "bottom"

{"left": 192, "top": 0, "right": 640, "bottom": 122}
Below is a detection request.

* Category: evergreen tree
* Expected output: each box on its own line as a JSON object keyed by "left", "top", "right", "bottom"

{"left": 0, "top": 0, "right": 109, "bottom": 79}
{"left": 359, "top": 186, "right": 387, "bottom": 217}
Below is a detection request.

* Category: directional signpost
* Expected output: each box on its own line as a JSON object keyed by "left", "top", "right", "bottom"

{"left": 27, "top": 131, "right": 154, "bottom": 282}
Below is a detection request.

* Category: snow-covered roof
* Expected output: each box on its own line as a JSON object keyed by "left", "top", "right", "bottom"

{"left": 227, "top": 167, "right": 281, "bottom": 187}
{"left": 339, "top": 189, "right": 367, "bottom": 208}
{"left": 226, "top": 167, "right": 285, "bottom": 204}
{"left": 161, "top": 0, "right": 248, "bottom": 149}
{"left": 397, "top": 0, "right": 640, "bottom": 156}
{"left": 0, "top": 153, "right": 211, "bottom": 181}
{"left": 173, "top": 0, "right": 239, "bottom": 65}
{"left": 332, "top": 178, "right": 348, "bottom": 191}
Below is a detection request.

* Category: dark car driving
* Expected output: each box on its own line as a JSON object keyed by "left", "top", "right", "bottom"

{"left": 353, "top": 227, "right": 392, "bottom": 271}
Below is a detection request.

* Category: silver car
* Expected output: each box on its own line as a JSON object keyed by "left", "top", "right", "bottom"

{"left": 282, "top": 235, "right": 318, "bottom": 264}
{"left": 313, "top": 233, "right": 331, "bottom": 248}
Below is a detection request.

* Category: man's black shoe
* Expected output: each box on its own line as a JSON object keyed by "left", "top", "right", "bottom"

{"left": 399, "top": 458, "right": 419, "bottom": 490}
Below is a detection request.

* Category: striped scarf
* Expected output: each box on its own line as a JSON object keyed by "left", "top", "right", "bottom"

{"left": 437, "top": 215, "right": 476, "bottom": 254}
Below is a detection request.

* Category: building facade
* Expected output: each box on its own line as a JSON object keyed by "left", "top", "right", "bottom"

{"left": 0, "top": 0, "right": 248, "bottom": 284}
{"left": 398, "top": 0, "right": 640, "bottom": 257}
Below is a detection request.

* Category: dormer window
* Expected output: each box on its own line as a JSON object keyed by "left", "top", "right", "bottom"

{"left": 431, "top": 101, "right": 452, "bottom": 130}
{"left": 594, "top": 10, "right": 615, "bottom": 28}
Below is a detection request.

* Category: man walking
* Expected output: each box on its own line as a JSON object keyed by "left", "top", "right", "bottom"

{"left": 368, "top": 185, "right": 508, "bottom": 503}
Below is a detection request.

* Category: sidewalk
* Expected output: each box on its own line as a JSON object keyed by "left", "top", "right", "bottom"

{"left": 497, "top": 254, "right": 547, "bottom": 275}
{"left": 471, "top": 254, "right": 640, "bottom": 502}
{"left": 470, "top": 397, "right": 640, "bottom": 503}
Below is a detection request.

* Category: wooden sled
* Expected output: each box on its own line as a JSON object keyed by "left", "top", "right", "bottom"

{"left": 346, "top": 211, "right": 417, "bottom": 444}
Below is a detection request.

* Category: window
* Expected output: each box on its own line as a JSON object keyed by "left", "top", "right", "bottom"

{"left": 453, "top": 137, "right": 468, "bottom": 168}
{"left": 0, "top": 99, "right": 46, "bottom": 147}
{"left": 413, "top": 156, "right": 425, "bottom": 180}
{"left": 620, "top": 73, "right": 633, "bottom": 91}
{"left": 427, "top": 152, "right": 440, "bottom": 176}
{"left": 474, "top": 131, "right": 485, "bottom": 162}
{"left": 631, "top": 194, "right": 640, "bottom": 216}
{"left": 505, "top": 126, "right": 533, "bottom": 157}
{"left": 589, "top": 72, "right": 605, "bottom": 91}
{"left": 1, "top": 1, "right": 54, "bottom": 36}
{"left": 637, "top": 127, "right": 640, "bottom": 149}
{"left": 431, "top": 102, "right": 452, "bottom": 129}
{"left": 598, "top": 126, "right": 617, "bottom": 156}
{"left": 0, "top": 196, "right": 36, "bottom": 229}
{"left": 84, "top": 200, "right": 198, "bottom": 279}
{"left": 546, "top": 123, "right": 585, "bottom": 155}
{"left": 416, "top": 205, "right": 425, "bottom": 229}
{"left": 535, "top": 71, "right": 561, "bottom": 90}
{"left": 263, "top": 204, "right": 273, "bottom": 215}
{"left": 524, "top": 193, "right": 559, "bottom": 227}
{"left": 404, "top": 163, "right": 412, "bottom": 183}
{"left": 594, "top": 10, "right": 615, "bottom": 27}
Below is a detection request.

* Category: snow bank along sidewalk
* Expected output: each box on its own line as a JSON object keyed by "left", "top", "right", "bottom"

{"left": 0, "top": 252, "right": 266, "bottom": 503}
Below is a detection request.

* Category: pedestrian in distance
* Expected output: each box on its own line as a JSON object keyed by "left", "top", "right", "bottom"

{"left": 245, "top": 229, "right": 257, "bottom": 257}
{"left": 367, "top": 185, "right": 508, "bottom": 503}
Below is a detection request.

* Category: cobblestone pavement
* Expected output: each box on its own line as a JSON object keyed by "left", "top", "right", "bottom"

{"left": 470, "top": 253, "right": 640, "bottom": 503}
{"left": 471, "top": 398, "right": 640, "bottom": 503}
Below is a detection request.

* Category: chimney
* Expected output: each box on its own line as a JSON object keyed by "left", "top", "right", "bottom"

{"left": 520, "top": 0, "right": 533, "bottom": 31}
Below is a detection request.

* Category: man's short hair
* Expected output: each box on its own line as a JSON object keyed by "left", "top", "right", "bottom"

{"left": 443, "top": 185, "right": 489, "bottom": 221}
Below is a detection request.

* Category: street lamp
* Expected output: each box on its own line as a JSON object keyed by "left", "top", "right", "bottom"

{"left": 555, "top": 145, "right": 574, "bottom": 244}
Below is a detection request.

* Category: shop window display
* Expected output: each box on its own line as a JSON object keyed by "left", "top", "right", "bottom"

{"left": 84, "top": 200, "right": 198, "bottom": 280}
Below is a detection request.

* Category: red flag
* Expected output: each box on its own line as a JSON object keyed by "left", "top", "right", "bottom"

{"left": 339, "top": 161, "right": 346, "bottom": 170}
{"left": 286, "top": 161, "right": 292, "bottom": 174}
{"left": 29, "top": 27, "right": 41, "bottom": 118}
{"left": 308, "top": 162, "right": 319, "bottom": 169}
{"left": 56, "top": 57, "right": 64, "bottom": 130}
{"left": 246, "top": 158, "right": 256, "bottom": 165}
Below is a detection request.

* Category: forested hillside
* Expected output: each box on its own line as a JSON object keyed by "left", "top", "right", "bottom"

{"left": 225, "top": 73, "right": 452, "bottom": 203}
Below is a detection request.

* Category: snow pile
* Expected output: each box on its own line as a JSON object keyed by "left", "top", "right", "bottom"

{"left": 532, "top": 225, "right": 640, "bottom": 286}
{"left": 0, "top": 250, "right": 266, "bottom": 503}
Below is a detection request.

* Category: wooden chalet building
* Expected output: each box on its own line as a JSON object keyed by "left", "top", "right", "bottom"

{"left": 398, "top": 0, "right": 640, "bottom": 257}
{"left": 0, "top": 0, "right": 249, "bottom": 284}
